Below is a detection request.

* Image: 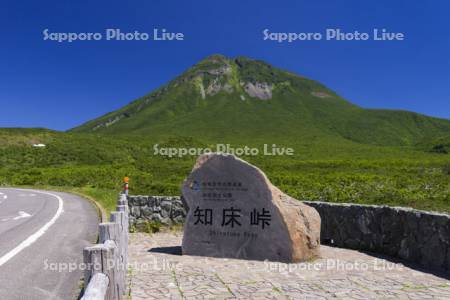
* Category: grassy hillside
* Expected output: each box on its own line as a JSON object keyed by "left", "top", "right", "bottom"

{"left": 0, "top": 128, "right": 449, "bottom": 212}
{"left": 72, "top": 55, "right": 450, "bottom": 147}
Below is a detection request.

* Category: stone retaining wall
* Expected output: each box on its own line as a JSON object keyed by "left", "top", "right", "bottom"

{"left": 304, "top": 201, "right": 450, "bottom": 272}
{"left": 127, "top": 195, "right": 186, "bottom": 227}
{"left": 127, "top": 196, "right": 450, "bottom": 271}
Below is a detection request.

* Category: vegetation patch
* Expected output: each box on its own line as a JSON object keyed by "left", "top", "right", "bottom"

{"left": 0, "top": 129, "right": 449, "bottom": 213}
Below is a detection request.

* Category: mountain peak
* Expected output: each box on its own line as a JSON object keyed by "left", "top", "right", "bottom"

{"left": 169, "top": 54, "right": 277, "bottom": 101}
{"left": 201, "top": 54, "right": 229, "bottom": 63}
{"left": 70, "top": 55, "right": 450, "bottom": 148}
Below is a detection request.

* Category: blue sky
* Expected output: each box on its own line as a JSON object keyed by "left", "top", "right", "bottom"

{"left": 1, "top": 0, "right": 449, "bottom": 130}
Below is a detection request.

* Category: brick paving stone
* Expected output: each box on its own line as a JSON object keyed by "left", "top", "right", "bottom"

{"left": 129, "top": 232, "right": 450, "bottom": 300}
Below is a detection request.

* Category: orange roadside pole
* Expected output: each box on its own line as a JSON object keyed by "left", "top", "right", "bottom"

{"left": 123, "top": 177, "right": 129, "bottom": 195}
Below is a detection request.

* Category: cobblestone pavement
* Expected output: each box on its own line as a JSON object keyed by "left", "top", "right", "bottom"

{"left": 129, "top": 232, "right": 450, "bottom": 299}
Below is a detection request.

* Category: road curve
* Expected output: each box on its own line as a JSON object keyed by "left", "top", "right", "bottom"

{"left": 0, "top": 188, "right": 99, "bottom": 300}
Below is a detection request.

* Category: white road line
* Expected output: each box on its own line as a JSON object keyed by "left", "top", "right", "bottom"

{"left": 13, "top": 211, "right": 32, "bottom": 220}
{"left": 0, "top": 189, "right": 64, "bottom": 267}
{"left": 1, "top": 211, "right": 33, "bottom": 222}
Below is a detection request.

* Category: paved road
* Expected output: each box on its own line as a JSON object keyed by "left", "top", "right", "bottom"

{"left": 0, "top": 188, "right": 99, "bottom": 300}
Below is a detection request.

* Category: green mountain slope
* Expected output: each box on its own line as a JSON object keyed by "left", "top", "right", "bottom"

{"left": 2, "top": 127, "right": 449, "bottom": 212}
{"left": 71, "top": 55, "right": 450, "bottom": 146}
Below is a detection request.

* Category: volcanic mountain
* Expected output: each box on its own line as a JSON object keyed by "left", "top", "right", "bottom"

{"left": 71, "top": 55, "right": 450, "bottom": 146}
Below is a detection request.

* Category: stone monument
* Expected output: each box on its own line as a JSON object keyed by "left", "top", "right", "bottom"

{"left": 182, "top": 153, "right": 321, "bottom": 262}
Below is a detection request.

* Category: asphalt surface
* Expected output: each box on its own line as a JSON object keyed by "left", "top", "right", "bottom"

{"left": 0, "top": 188, "right": 99, "bottom": 300}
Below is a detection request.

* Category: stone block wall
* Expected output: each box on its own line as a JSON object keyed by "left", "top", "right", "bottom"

{"left": 304, "top": 201, "right": 450, "bottom": 272}
{"left": 127, "top": 195, "right": 186, "bottom": 227}
{"left": 127, "top": 195, "right": 450, "bottom": 271}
